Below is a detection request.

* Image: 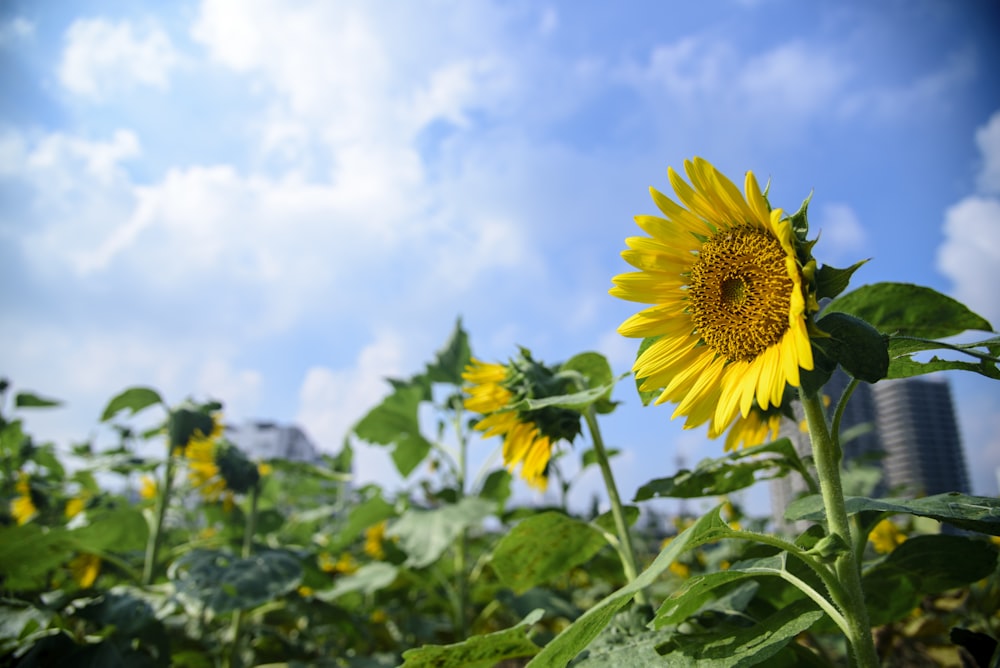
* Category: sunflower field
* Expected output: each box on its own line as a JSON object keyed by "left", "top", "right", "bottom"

{"left": 3, "top": 159, "right": 1000, "bottom": 667}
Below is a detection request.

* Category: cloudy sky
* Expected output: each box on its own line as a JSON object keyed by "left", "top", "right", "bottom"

{"left": 2, "top": 0, "right": 999, "bottom": 515}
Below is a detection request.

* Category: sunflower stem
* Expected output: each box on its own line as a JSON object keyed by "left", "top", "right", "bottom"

{"left": 583, "top": 407, "right": 647, "bottom": 607}
{"left": 142, "top": 449, "right": 176, "bottom": 585}
{"left": 452, "top": 399, "right": 470, "bottom": 639}
{"left": 800, "top": 388, "right": 879, "bottom": 668}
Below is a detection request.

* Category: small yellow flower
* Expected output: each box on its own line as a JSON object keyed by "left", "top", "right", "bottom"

{"left": 139, "top": 475, "right": 158, "bottom": 500}
{"left": 297, "top": 585, "right": 314, "bottom": 597}
{"left": 364, "top": 521, "right": 388, "bottom": 560}
{"left": 669, "top": 561, "right": 691, "bottom": 579}
{"left": 11, "top": 473, "right": 37, "bottom": 525}
{"left": 65, "top": 495, "right": 87, "bottom": 519}
{"left": 257, "top": 462, "right": 273, "bottom": 477}
{"left": 69, "top": 553, "right": 101, "bottom": 588}
{"left": 319, "top": 551, "right": 359, "bottom": 574}
{"left": 370, "top": 609, "right": 388, "bottom": 624}
{"left": 869, "top": 519, "right": 906, "bottom": 554}
{"left": 198, "top": 526, "right": 219, "bottom": 540}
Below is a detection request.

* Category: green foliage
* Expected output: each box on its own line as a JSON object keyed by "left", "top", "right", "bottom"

{"left": 400, "top": 609, "right": 543, "bottom": 667}
{"left": 171, "top": 548, "right": 303, "bottom": 614}
{"left": 785, "top": 492, "right": 1000, "bottom": 536}
{"left": 492, "top": 512, "right": 609, "bottom": 593}
{"left": 388, "top": 497, "right": 494, "bottom": 569}
{"left": 100, "top": 386, "right": 164, "bottom": 421}
{"left": 353, "top": 381, "right": 433, "bottom": 477}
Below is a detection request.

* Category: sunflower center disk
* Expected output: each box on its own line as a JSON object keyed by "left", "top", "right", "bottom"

{"left": 688, "top": 227, "right": 793, "bottom": 363}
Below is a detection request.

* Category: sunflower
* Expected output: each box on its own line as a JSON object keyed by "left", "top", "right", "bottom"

{"left": 611, "top": 158, "right": 815, "bottom": 436}
{"left": 68, "top": 553, "right": 101, "bottom": 588}
{"left": 183, "top": 425, "right": 234, "bottom": 510}
{"left": 11, "top": 472, "right": 37, "bottom": 526}
{"left": 723, "top": 406, "right": 785, "bottom": 452}
{"left": 868, "top": 519, "right": 906, "bottom": 554}
{"left": 462, "top": 357, "right": 572, "bottom": 491}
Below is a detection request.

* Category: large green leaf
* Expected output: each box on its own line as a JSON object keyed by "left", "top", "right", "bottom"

{"left": 824, "top": 282, "right": 993, "bottom": 338}
{"left": 0, "top": 525, "right": 79, "bottom": 590}
{"left": 656, "top": 599, "right": 823, "bottom": 667}
{"left": 71, "top": 505, "right": 149, "bottom": 553}
{"left": 492, "top": 512, "right": 609, "bottom": 593}
{"left": 862, "top": 534, "right": 998, "bottom": 625}
{"left": 424, "top": 318, "right": 472, "bottom": 385}
{"left": 884, "top": 335, "right": 1000, "bottom": 380}
{"left": 317, "top": 562, "right": 400, "bottom": 601}
{"left": 352, "top": 382, "right": 433, "bottom": 477}
{"left": 170, "top": 548, "right": 302, "bottom": 614}
{"left": 100, "top": 387, "right": 164, "bottom": 422}
{"left": 388, "top": 497, "right": 494, "bottom": 569}
{"left": 785, "top": 492, "right": 1000, "bottom": 536}
{"left": 527, "top": 508, "right": 735, "bottom": 667}
{"left": 400, "top": 609, "right": 543, "bottom": 667}
{"left": 634, "top": 439, "right": 812, "bottom": 501}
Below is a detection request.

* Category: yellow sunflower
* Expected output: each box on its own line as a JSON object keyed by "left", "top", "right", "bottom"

{"left": 69, "top": 553, "right": 101, "bottom": 588}
{"left": 183, "top": 427, "right": 233, "bottom": 509}
{"left": 11, "top": 472, "right": 37, "bottom": 526}
{"left": 611, "top": 158, "right": 815, "bottom": 436}
{"left": 869, "top": 519, "right": 906, "bottom": 554}
{"left": 462, "top": 358, "right": 558, "bottom": 491}
{"left": 723, "top": 407, "right": 784, "bottom": 452}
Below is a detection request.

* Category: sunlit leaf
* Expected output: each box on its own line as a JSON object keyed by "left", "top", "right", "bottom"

{"left": 814, "top": 260, "right": 867, "bottom": 301}
{"left": 824, "top": 282, "right": 993, "bottom": 338}
{"left": 316, "top": 562, "right": 399, "bottom": 601}
{"left": 400, "top": 609, "right": 542, "bottom": 667}
{"left": 492, "top": 512, "right": 609, "bottom": 593}
{"left": 563, "top": 352, "right": 618, "bottom": 414}
{"left": 100, "top": 387, "right": 164, "bottom": 422}
{"left": 527, "top": 507, "right": 734, "bottom": 667}
{"left": 424, "top": 318, "right": 472, "bottom": 386}
{"left": 785, "top": 492, "right": 1000, "bottom": 536}
{"left": 388, "top": 497, "right": 494, "bottom": 569}
{"left": 353, "top": 382, "right": 433, "bottom": 477}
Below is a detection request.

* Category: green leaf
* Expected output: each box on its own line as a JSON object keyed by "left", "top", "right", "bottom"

{"left": 656, "top": 599, "right": 824, "bottom": 667}
{"left": 71, "top": 505, "right": 149, "bottom": 553}
{"left": 581, "top": 447, "right": 620, "bottom": 470}
{"left": 527, "top": 508, "right": 735, "bottom": 667}
{"left": 170, "top": 548, "right": 302, "bottom": 614}
{"left": 592, "top": 506, "right": 640, "bottom": 536}
{"left": 317, "top": 562, "right": 399, "bottom": 601}
{"left": 824, "top": 282, "right": 994, "bottom": 338}
{"left": 510, "top": 374, "right": 627, "bottom": 414}
{"left": 0, "top": 525, "right": 79, "bottom": 590}
{"left": 353, "top": 382, "right": 433, "bottom": 477}
{"left": 100, "top": 387, "right": 164, "bottom": 422}
{"left": 400, "top": 609, "right": 543, "bottom": 667}
{"left": 388, "top": 497, "right": 494, "bottom": 569}
{"left": 14, "top": 392, "right": 63, "bottom": 409}
{"left": 492, "top": 512, "right": 609, "bottom": 593}
{"left": 424, "top": 318, "right": 472, "bottom": 386}
{"left": 569, "top": 607, "right": 670, "bottom": 667}
{"left": 862, "top": 535, "right": 997, "bottom": 625}
{"left": 884, "top": 335, "right": 1000, "bottom": 380}
{"left": 813, "top": 312, "right": 888, "bottom": 383}
{"left": 634, "top": 439, "right": 811, "bottom": 501}
{"left": 479, "top": 468, "right": 512, "bottom": 508}
{"left": 323, "top": 493, "right": 395, "bottom": 554}
{"left": 814, "top": 260, "right": 867, "bottom": 301}
{"left": 785, "top": 493, "right": 1000, "bottom": 536}
{"left": 653, "top": 557, "right": 786, "bottom": 628}
{"left": 563, "top": 352, "right": 618, "bottom": 414}
{"left": 633, "top": 336, "right": 663, "bottom": 406}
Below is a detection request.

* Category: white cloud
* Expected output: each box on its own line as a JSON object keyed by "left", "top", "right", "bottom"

{"left": 815, "top": 203, "right": 868, "bottom": 264}
{"left": 738, "top": 42, "right": 848, "bottom": 117}
{"left": 976, "top": 110, "right": 1000, "bottom": 194}
{"left": 937, "top": 196, "right": 1000, "bottom": 326}
{"left": 59, "top": 18, "right": 179, "bottom": 99}
{"left": 0, "top": 17, "right": 35, "bottom": 45}
{"left": 937, "top": 109, "right": 1000, "bottom": 328}
{"left": 295, "top": 331, "right": 408, "bottom": 485}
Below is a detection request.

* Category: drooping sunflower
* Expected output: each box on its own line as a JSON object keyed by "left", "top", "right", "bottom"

{"left": 723, "top": 406, "right": 785, "bottom": 452}
{"left": 611, "top": 158, "right": 815, "bottom": 436}
{"left": 462, "top": 357, "right": 578, "bottom": 491}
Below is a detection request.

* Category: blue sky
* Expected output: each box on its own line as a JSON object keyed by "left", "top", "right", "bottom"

{"left": 2, "top": 0, "right": 999, "bottom": 515}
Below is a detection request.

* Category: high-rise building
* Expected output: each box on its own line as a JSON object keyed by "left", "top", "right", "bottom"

{"left": 872, "top": 377, "right": 970, "bottom": 497}
{"left": 769, "top": 373, "right": 969, "bottom": 532}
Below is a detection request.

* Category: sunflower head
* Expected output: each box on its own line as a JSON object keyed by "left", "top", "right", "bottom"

{"left": 611, "top": 157, "right": 819, "bottom": 436}
{"left": 462, "top": 351, "right": 582, "bottom": 490}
